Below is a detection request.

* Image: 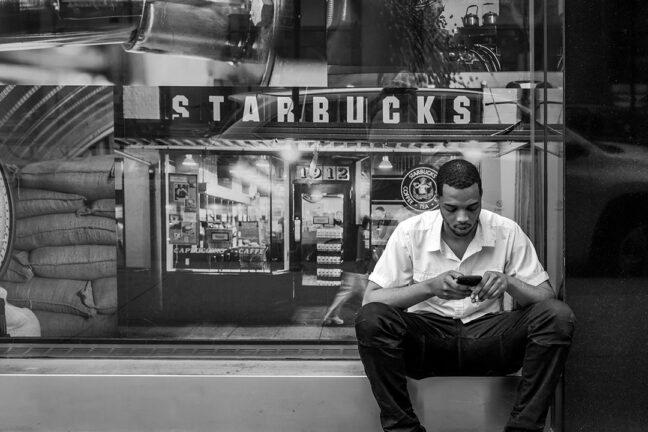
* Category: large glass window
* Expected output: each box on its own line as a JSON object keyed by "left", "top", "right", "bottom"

{"left": 160, "top": 153, "right": 286, "bottom": 273}
{"left": 0, "top": 1, "right": 564, "bottom": 345}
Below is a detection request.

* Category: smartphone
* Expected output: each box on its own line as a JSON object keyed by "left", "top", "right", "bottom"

{"left": 456, "top": 275, "right": 482, "bottom": 286}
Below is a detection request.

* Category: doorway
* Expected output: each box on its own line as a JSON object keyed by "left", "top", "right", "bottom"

{"left": 293, "top": 182, "right": 354, "bottom": 304}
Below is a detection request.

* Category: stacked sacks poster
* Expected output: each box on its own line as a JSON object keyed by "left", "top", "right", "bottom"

{"left": 0, "top": 162, "right": 40, "bottom": 336}
{"left": 0, "top": 155, "right": 118, "bottom": 337}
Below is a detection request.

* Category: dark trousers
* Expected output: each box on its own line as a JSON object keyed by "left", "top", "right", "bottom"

{"left": 355, "top": 299, "right": 575, "bottom": 432}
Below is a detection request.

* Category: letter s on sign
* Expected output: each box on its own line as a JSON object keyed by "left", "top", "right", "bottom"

{"left": 172, "top": 95, "right": 190, "bottom": 120}
{"left": 453, "top": 96, "right": 471, "bottom": 124}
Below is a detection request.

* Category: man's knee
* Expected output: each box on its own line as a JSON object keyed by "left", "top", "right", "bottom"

{"left": 355, "top": 302, "right": 404, "bottom": 346}
{"left": 536, "top": 298, "right": 576, "bottom": 325}
{"left": 528, "top": 299, "right": 576, "bottom": 344}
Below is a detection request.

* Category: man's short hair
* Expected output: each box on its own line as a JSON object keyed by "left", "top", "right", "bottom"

{"left": 436, "top": 159, "right": 482, "bottom": 196}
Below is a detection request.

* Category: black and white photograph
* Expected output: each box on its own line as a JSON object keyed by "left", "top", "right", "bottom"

{"left": 0, "top": 0, "right": 647, "bottom": 431}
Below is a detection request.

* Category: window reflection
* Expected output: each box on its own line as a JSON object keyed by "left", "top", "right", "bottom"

{"left": 0, "top": 0, "right": 564, "bottom": 88}
{"left": 0, "top": 80, "right": 564, "bottom": 341}
{"left": 0, "top": 1, "right": 566, "bottom": 342}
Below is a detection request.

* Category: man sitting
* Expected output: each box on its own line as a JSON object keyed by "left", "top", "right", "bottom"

{"left": 355, "top": 159, "right": 575, "bottom": 432}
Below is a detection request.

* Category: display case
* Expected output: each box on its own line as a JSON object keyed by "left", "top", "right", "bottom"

{"left": 315, "top": 227, "right": 343, "bottom": 286}
{"left": 162, "top": 152, "right": 288, "bottom": 274}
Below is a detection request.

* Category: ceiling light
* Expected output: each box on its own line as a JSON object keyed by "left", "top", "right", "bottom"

{"left": 378, "top": 155, "right": 393, "bottom": 169}
{"left": 229, "top": 162, "right": 246, "bottom": 177}
{"left": 255, "top": 155, "right": 270, "bottom": 168}
{"left": 182, "top": 154, "right": 198, "bottom": 167}
{"left": 279, "top": 141, "right": 300, "bottom": 163}
{"left": 307, "top": 189, "right": 323, "bottom": 202}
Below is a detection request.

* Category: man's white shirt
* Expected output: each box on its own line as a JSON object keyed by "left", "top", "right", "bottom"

{"left": 368, "top": 209, "right": 549, "bottom": 323}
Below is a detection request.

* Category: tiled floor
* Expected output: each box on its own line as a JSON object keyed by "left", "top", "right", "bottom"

{"left": 120, "top": 306, "right": 358, "bottom": 341}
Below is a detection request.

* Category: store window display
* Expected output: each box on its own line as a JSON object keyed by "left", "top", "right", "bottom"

{"left": 0, "top": 0, "right": 564, "bottom": 342}
{"left": 164, "top": 153, "right": 282, "bottom": 273}
{"left": 0, "top": 80, "right": 564, "bottom": 341}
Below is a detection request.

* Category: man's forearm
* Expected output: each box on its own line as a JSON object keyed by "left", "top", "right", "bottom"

{"left": 506, "top": 277, "right": 555, "bottom": 307}
{"left": 362, "top": 280, "right": 433, "bottom": 309}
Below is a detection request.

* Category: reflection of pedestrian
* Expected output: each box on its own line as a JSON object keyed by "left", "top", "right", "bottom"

{"left": 373, "top": 206, "right": 387, "bottom": 239}
{"left": 333, "top": 211, "right": 343, "bottom": 226}
{"left": 323, "top": 216, "right": 371, "bottom": 326}
{"left": 373, "top": 206, "right": 396, "bottom": 243}
{"left": 355, "top": 215, "right": 372, "bottom": 270}
{"left": 373, "top": 206, "right": 386, "bottom": 220}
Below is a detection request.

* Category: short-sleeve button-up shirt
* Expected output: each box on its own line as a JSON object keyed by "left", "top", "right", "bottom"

{"left": 368, "top": 209, "right": 549, "bottom": 323}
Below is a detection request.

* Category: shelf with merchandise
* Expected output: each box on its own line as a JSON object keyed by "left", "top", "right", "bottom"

{"left": 315, "top": 227, "right": 344, "bottom": 286}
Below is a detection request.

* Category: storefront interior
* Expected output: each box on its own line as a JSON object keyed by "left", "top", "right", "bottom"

{"left": 115, "top": 137, "right": 563, "bottom": 341}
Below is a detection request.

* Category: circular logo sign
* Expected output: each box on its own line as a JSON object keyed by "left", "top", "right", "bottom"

{"left": 401, "top": 166, "right": 439, "bottom": 211}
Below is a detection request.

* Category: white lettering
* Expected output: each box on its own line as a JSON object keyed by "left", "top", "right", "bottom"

{"left": 336, "top": 167, "right": 349, "bottom": 180}
{"left": 168, "top": 92, "right": 477, "bottom": 125}
{"left": 277, "top": 96, "right": 295, "bottom": 122}
{"left": 172, "top": 95, "right": 190, "bottom": 120}
{"left": 242, "top": 96, "right": 260, "bottom": 122}
{"left": 312, "top": 96, "right": 329, "bottom": 123}
{"left": 209, "top": 95, "right": 224, "bottom": 121}
{"left": 407, "top": 168, "right": 434, "bottom": 178}
{"left": 453, "top": 96, "right": 471, "bottom": 124}
{"left": 417, "top": 96, "right": 435, "bottom": 124}
{"left": 323, "top": 166, "right": 335, "bottom": 180}
{"left": 383, "top": 96, "right": 400, "bottom": 124}
{"left": 346, "top": 96, "right": 365, "bottom": 123}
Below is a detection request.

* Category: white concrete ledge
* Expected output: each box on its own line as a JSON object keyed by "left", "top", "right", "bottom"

{"left": 0, "top": 359, "right": 530, "bottom": 432}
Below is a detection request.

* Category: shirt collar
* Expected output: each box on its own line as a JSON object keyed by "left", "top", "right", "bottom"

{"left": 427, "top": 212, "right": 443, "bottom": 251}
{"left": 426, "top": 210, "right": 496, "bottom": 252}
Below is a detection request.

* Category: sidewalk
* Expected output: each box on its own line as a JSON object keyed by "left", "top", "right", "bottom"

{"left": 120, "top": 306, "right": 357, "bottom": 341}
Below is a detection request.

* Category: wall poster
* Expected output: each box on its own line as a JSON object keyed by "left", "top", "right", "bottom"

{"left": 168, "top": 173, "right": 199, "bottom": 245}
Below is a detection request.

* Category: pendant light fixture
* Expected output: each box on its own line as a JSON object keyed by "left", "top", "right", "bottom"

{"left": 378, "top": 155, "right": 393, "bottom": 170}
{"left": 182, "top": 154, "right": 198, "bottom": 167}
{"left": 255, "top": 155, "right": 270, "bottom": 168}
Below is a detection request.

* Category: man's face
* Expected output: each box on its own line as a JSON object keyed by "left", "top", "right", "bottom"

{"left": 439, "top": 183, "right": 481, "bottom": 238}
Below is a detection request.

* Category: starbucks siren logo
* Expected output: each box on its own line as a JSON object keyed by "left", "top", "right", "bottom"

{"left": 401, "top": 166, "right": 439, "bottom": 211}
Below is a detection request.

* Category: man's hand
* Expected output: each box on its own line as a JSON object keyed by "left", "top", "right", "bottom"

{"left": 362, "top": 271, "right": 470, "bottom": 309}
{"left": 470, "top": 271, "right": 509, "bottom": 302}
{"left": 430, "top": 270, "right": 473, "bottom": 300}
